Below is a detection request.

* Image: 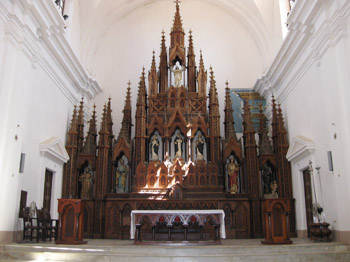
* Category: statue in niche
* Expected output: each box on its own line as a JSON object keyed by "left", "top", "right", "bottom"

{"left": 170, "top": 61, "right": 185, "bottom": 88}
{"left": 262, "top": 164, "right": 274, "bottom": 196}
{"left": 265, "top": 180, "right": 279, "bottom": 199}
{"left": 80, "top": 166, "right": 93, "bottom": 199}
{"left": 195, "top": 134, "right": 205, "bottom": 160}
{"left": 227, "top": 157, "right": 239, "bottom": 194}
{"left": 150, "top": 135, "right": 160, "bottom": 161}
{"left": 174, "top": 133, "right": 183, "bottom": 158}
{"left": 116, "top": 159, "right": 128, "bottom": 193}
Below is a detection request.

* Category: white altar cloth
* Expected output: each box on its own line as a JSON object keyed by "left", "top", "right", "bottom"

{"left": 130, "top": 209, "right": 226, "bottom": 239}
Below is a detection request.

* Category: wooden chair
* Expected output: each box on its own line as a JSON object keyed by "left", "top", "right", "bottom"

{"left": 42, "top": 209, "right": 59, "bottom": 241}
{"left": 22, "top": 208, "right": 42, "bottom": 242}
{"left": 22, "top": 209, "right": 35, "bottom": 241}
{"left": 36, "top": 209, "right": 58, "bottom": 242}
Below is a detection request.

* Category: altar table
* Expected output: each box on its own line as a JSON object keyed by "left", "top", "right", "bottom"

{"left": 130, "top": 210, "right": 225, "bottom": 243}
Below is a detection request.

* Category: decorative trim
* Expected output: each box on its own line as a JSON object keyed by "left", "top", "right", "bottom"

{"left": 39, "top": 137, "right": 69, "bottom": 164}
{"left": 286, "top": 136, "right": 315, "bottom": 163}
{"left": 254, "top": 0, "right": 350, "bottom": 111}
{"left": 0, "top": 0, "right": 102, "bottom": 106}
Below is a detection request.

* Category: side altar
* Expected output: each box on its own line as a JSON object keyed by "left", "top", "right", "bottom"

{"left": 61, "top": 1, "right": 295, "bottom": 240}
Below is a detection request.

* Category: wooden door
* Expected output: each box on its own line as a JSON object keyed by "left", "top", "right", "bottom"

{"left": 43, "top": 169, "right": 53, "bottom": 211}
{"left": 303, "top": 169, "right": 313, "bottom": 237}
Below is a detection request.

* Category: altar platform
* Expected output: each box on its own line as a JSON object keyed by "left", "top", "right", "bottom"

{"left": 1, "top": 238, "right": 350, "bottom": 261}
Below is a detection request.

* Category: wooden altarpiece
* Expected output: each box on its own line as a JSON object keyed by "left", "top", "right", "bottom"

{"left": 61, "top": 1, "right": 295, "bottom": 242}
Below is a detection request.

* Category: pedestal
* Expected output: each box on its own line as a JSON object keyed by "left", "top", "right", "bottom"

{"left": 56, "top": 199, "right": 87, "bottom": 244}
{"left": 261, "top": 198, "right": 293, "bottom": 245}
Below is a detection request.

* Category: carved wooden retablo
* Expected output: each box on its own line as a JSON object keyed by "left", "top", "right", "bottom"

{"left": 62, "top": 2, "right": 295, "bottom": 240}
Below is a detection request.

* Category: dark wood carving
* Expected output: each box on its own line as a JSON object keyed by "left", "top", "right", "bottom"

{"left": 261, "top": 199, "right": 292, "bottom": 245}
{"left": 62, "top": 1, "right": 295, "bottom": 241}
{"left": 56, "top": 199, "right": 86, "bottom": 244}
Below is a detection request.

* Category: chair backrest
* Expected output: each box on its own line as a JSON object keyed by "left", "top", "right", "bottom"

{"left": 22, "top": 209, "right": 30, "bottom": 223}
{"left": 43, "top": 209, "right": 51, "bottom": 222}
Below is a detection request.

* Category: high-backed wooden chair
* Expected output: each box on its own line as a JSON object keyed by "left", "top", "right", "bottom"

{"left": 22, "top": 208, "right": 42, "bottom": 242}
{"left": 43, "top": 209, "right": 58, "bottom": 241}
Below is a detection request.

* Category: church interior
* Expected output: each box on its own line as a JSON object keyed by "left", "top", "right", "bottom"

{"left": 0, "top": 0, "right": 350, "bottom": 251}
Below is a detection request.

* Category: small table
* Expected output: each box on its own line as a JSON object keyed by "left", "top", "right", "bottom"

{"left": 130, "top": 210, "right": 225, "bottom": 244}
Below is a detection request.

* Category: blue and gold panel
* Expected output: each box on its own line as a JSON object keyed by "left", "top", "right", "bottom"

{"left": 230, "top": 88, "right": 266, "bottom": 133}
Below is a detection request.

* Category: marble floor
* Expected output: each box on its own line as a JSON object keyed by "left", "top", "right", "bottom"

{"left": 1, "top": 238, "right": 350, "bottom": 262}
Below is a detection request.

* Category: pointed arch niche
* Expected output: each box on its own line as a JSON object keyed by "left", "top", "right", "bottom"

{"left": 286, "top": 135, "right": 317, "bottom": 238}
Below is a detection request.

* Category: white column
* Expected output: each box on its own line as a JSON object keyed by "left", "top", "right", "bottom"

{"left": 0, "top": 29, "right": 21, "bottom": 237}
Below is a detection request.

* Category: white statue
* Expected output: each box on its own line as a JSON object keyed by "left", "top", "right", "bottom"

{"left": 174, "top": 133, "right": 183, "bottom": 158}
{"left": 170, "top": 62, "right": 185, "bottom": 88}
{"left": 150, "top": 135, "right": 160, "bottom": 161}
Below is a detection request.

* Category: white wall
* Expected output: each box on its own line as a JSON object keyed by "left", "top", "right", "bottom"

{"left": 0, "top": 0, "right": 100, "bottom": 243}
{"left": 255, "top": 0, "right": 350, "bottom": 242}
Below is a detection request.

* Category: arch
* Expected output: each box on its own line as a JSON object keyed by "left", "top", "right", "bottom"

{"left": 81, "top": 0, "right": 272, "bottom": 74}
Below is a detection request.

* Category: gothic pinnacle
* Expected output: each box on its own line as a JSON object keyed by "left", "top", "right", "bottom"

{"left": 172, "top": 0, "right": 183, "bottom": 32}
{"left": 199, "top": 50, "right": 205, "bottom": 69}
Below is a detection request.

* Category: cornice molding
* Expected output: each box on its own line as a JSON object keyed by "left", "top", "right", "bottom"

{"left": 39, "top": 137, "right": 69, "bottom": 164}
{"left": 286, "top": 135, "right": 315, "bottom": 163}
{"left": 0, "top": 0, "right": 101, "bottom": 106}
{"left": 254, "top": 0, "right": 350, "bottom": 114}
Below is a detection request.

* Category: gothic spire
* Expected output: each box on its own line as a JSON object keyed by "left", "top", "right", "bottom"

{"left": 117, "top": 82, "right": 132, "bottom": 144}
{"left": 77, "top": 97, "right": 85, "bottom": 152}
{"left": 258, "top": 104, "right": 273, "bottom": 155}
{"left": 82, "top": 104, "right": 98, "bottom": 154}
{"left": 135, "top": 68, "right": 147, "bottom": 163}
{"left": 101, "top": 104, "right": 108, "bottom": 133}
{"left": 170, "top": 0, "right": 185, "bottom": 61}
{"left": 224, "top": 81, "right": 237, "bottom": 142}
{"left": 136, "top": 67, "right": 147, "bottom": 120}
{"left": 159, "top": 30, "right": 168, "bottom": 94}
{"left": 197, "top": 50, "right": 207, "bottom": 98}
{"left": 67, "top": 105, "right": 78, "bottom": 146}
{"left": 161, "top": 30, "right": 166, "bottom": 55}
{"left": 106, "top": 97, "right": 113, "bottom": 136}
{"left": 199, "top": 50, "right": 204, "bottom": 70}
{"left": 149, "top": 51, "right": 158, "bottom": 97}
{"left": 187, "top": 29, "right": 196, "bottom": 92}
{"left": 172, "top": 0, "right": 183, "bottom": 33}
{"left": 188, "top": 29, "right": 194, "bottom": 56}
{"left": 208, "top": 66, "right": 221, "bottom": 161}
{"left": 271, "top": 95, "right": 278, "bottom": 153}
{"left": 209, "top": 66, "right": 220, "bottom": 117}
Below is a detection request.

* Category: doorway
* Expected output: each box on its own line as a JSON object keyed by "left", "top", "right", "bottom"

{"left": 43, "top": 169, "right": 53, "bottom": 211}
{"left": 303, "top": 169, "right": 313, "bottom": 237}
